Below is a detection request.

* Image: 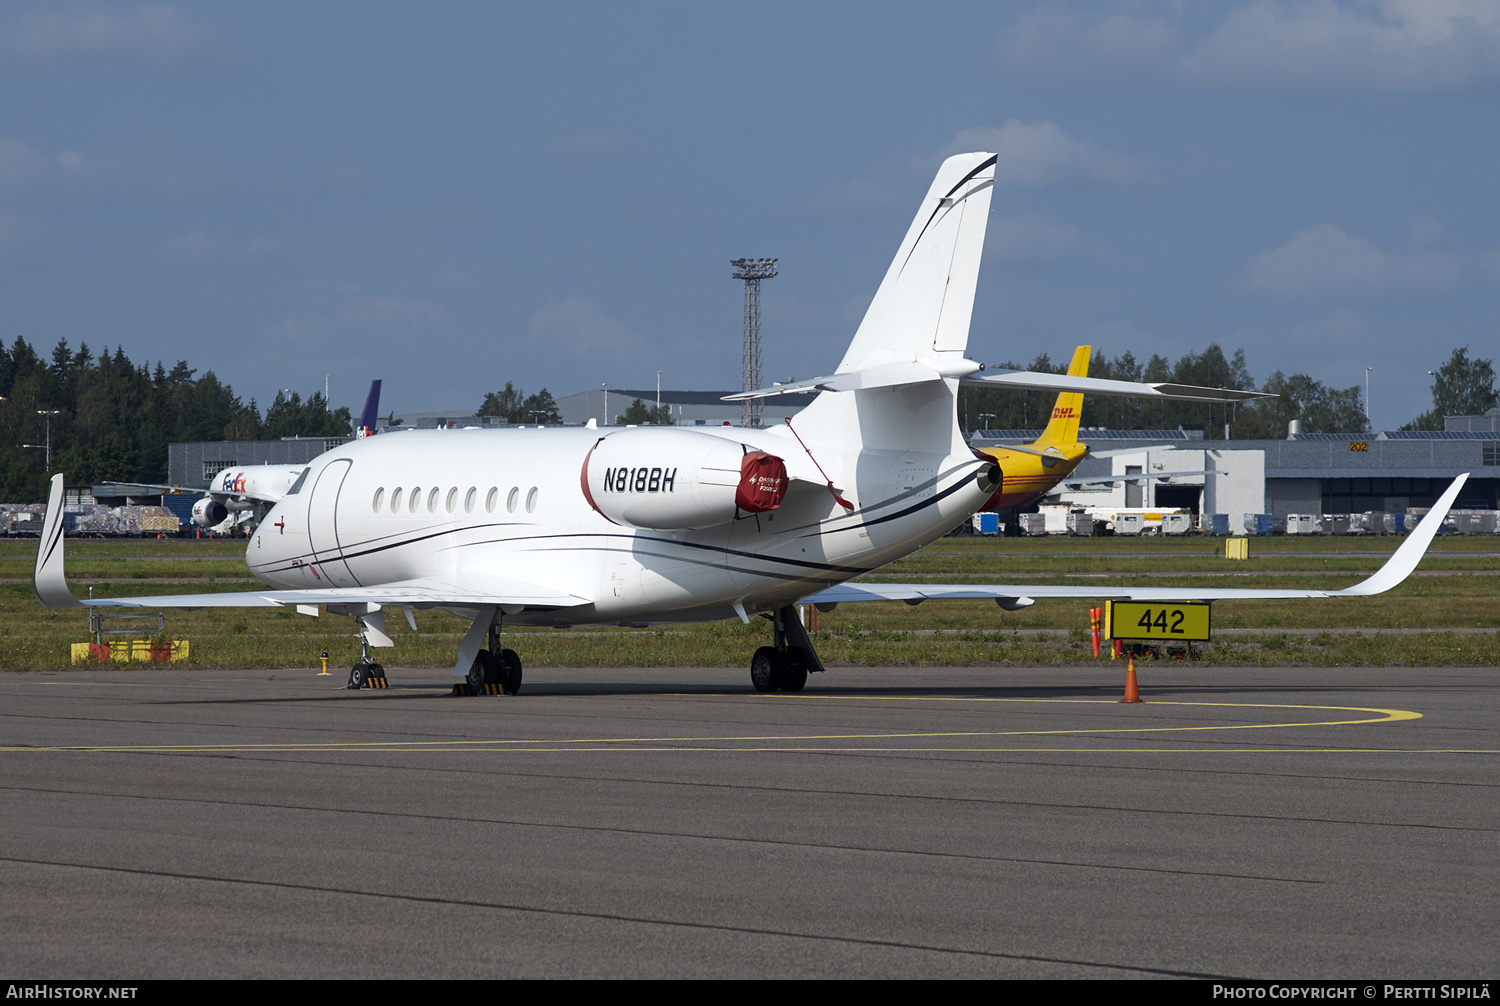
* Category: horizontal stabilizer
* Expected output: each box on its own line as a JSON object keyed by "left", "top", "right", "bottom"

{"left": 805, "top": 473, "right": 1467, "bottom": 606}
{"left": 724, "top": 362, "right": 954, "bottom": 401}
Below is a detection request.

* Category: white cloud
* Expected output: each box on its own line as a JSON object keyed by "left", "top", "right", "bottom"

{"left": 0, "top": 208, "right": 44, "bottom": 252}
{"left": 1000, "top": 1, "right": 1500, "bottom": 91}
{"left": 164, "top": 231, "right": 278, "bottom": 260}
{"left": 1405, "top": 214, "right": 1445, "bottom": 248}
{"left": 819, "top": 175, "right": 906, "bottom": 213}
{"left": 1483, "top": 249, "right": 1500, "bottom": 288}
{"left": 545, "top": 131, "right": 630, "bottom": 166}
{"left": 0, "top": 137, "right": 120, "bottom": 190}
{"left": 988, "top": 213, "right": 1086, "bottom": 262}
{"left": 528, "top": 296, "right": 649, "bottom": 362}
{"left": 834, "top": 122, "right": 1150, "bottom": 212}
{"left": 268, "top": 282, "right": 443, "bottom": 346}
{"left": 2, "top": 5, "right": 219, "bottom": 66}
{"left": 942, "top": 121, "right": 1152, "bottom": 188}
{"left": 0, "top": 139, "right": 47, "bottom": 187}
{"left": 1243, "top": 224, "right": 1470, "bottom": 295}
{"left": 1002, "top": 2, "right": 1187, "bottom": 79}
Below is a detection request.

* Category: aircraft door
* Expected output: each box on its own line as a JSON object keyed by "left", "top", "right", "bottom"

{"left": 307, "top": 458, "right": 361, "bottom": 587}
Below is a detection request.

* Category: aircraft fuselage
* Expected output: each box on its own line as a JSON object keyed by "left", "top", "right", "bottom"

{"left": 248, "top": 424, "right": 993, "bottom": 627}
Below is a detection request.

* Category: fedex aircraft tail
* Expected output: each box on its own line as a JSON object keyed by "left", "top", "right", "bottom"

{"left": 1036, "top": 346, "right": 1090, "bottom": 449}
{"left": 356, "top": 380, "right": 383, "bottom": 438}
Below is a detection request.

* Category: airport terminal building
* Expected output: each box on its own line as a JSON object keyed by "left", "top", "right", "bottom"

{"left": 970, "top": 408, "right": 1500, "bottom": 529}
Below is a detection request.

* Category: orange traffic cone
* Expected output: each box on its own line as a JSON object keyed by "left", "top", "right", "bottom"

{"left": 1121, "top": 652, "right": 1143, "bottom": 704}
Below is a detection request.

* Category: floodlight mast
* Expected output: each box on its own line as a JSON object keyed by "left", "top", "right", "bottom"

{"left": 731, "top": 257, "right": 777, "bottom": 428}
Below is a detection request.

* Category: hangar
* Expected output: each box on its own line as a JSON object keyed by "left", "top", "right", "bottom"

{"left": 971, "top": 408, "right": 1500, "bottom": 531}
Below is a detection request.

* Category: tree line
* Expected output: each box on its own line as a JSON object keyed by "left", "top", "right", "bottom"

{"left": 4, "top": 333, "right": 1490, "bottom": 504}
{"left": 957, "top": 344, "right": 1497, "bottom": 438}
{"left": 0, "top": 337, "right": 351, "bottom": 502}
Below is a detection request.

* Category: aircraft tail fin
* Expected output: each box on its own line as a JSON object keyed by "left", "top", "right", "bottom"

{"left": 1035, "top": 345, "right": 1090, "bottom": 448}
{"left": 836, "top": 152, "right": 996, "bottom": 375}
{"left": 356, "top": 380, "right": 382, "bottom": 438}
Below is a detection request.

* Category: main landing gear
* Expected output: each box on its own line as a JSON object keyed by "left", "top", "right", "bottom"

{"left": 749, "top": 605, "right": 825, "bottom": 694}
{"left": 347, "top": 617, "right": 388, "bottom": 689}
{"left": 459, "top": 622, "right": 523, "bottom": 696}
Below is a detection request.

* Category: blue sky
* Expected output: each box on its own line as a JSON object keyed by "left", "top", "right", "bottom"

{"left": 2, "top": 1, "right": 1497, "bottom": 430}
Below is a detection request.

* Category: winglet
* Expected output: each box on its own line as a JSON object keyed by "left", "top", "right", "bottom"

{"left": 33, "top": 473, "right": 83, "bottom": 609}
{"left": 1337, "top": 472, "right": 1468, "bottom": 596}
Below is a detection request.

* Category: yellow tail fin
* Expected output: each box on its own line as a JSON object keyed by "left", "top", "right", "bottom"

{"left": 1036, "top": 345, "right": 1090, "bottom": 448}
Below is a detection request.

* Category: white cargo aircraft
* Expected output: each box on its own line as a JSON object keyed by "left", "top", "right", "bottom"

{"left": 133, "top": 381, "right": 386, "bottom": 532}
{"left": 33, "top": 153, "right": 1467, "bottom": 693}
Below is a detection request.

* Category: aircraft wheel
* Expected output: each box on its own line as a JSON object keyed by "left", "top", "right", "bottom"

{"left": 750, "top": 646, "right": 784, "bottom": 693}
{"left": 779, "top": 658, "right": 808, "bottom": 693}
{"left": 348, "top": 664, "right": 368, "bottom": 690}
{"left": 497, "top": 648, "right": 523, "bottom": 695}
{"left": 468, "top": 649, "right": 497, "bottom": 691}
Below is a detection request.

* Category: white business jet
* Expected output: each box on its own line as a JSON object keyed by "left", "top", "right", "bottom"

{"left": 33, "top": 153, "right": 1467, "bottom": 694}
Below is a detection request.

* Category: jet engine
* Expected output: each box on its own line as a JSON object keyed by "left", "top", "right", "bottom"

{"left": 581, "top": 427, "right": 788, "bottom": 530}
{"left": 191, "top": 497, "right": 229, "bottom": 528}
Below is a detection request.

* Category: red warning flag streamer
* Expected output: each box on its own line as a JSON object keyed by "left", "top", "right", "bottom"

{"left": 784, "top": 418, "right": 854, "bottom": 510}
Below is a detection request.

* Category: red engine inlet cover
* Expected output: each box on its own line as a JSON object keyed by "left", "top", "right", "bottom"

{"left": 736, "top": 451, "right": 788, "bottom": 513}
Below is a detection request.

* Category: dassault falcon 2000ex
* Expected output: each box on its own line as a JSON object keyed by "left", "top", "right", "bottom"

{"left": 33, "top": 152, "right": 1467, "bottom": 694}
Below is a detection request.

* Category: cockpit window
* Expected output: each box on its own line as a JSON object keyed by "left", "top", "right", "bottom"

{"left": 286, "top": 468, "right": 311, "bottom": 495}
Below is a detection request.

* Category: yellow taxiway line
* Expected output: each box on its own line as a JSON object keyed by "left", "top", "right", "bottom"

{"left": 0, "top": 696, "right": 1435, "bottom": 754}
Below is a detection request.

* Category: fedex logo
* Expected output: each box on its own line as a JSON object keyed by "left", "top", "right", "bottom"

{"left": 219, "top": 471, "right": 247, "bottom": 493}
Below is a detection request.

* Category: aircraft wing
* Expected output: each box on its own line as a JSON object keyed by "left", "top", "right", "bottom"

{"left": 804, "top": 473, "right": 1467, "bottom": 607}
{"left": 1060, "top": 470, "right": 1226, "bottom": 486}
{"left": 39, "top": 577, "right": 592, "bottom": 612}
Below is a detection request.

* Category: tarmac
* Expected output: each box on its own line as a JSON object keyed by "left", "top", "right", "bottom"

{"left": 1, "top": 663, "right": 1495, "bottom": 979}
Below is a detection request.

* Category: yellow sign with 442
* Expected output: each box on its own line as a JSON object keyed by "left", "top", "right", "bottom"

{"left": 1104, "top": 601, "right": 1212, "bottom": 641}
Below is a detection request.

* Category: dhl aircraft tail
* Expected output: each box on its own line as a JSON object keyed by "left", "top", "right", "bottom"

{"left": 975, "top": 345, "right": 1092, "bottom": 512}
{"left": 1036, "top": 345, "right": 1090, "bottom": 449}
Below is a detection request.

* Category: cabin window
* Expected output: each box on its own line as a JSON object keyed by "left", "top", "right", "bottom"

{"left": 372, "top": 487, "right": 385, "bottom": 512}
{"left": 390, "top": 488, "right": 404, "bottom": 512}
{"left": 286, "top": 468, "right": 311, "bottom": 495}
{"left": 507, "top": 487, "right": 519, "bottom": 513}
{"left": 409, "top": 487, "right": 422, "bottom": 513}
{"left": 427, "top": 487, "right": 440, "bottom": 513}
{"left": 526, "top": 486, "right": 538, "bottom": 513}
{"left": 465, "top": 487, "right": 477, "bottom": 513}
{"left": 445, "top": 487, "right": 457, "bottom": 513}
{"left": 486, "top": 487, "right": 498, "bottom": 513}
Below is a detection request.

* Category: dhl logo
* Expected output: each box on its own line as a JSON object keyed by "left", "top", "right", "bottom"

{"left": 1051, "top": 407, "right": 1078, "bottom": 419}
